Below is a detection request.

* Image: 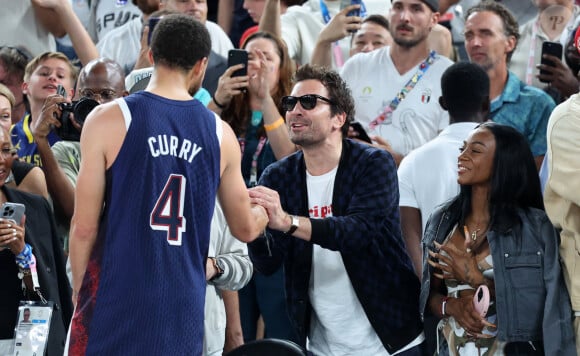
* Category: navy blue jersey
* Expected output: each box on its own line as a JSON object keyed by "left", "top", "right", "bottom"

{"left": 70, "top": 92, "right": 221, "bottom": 355}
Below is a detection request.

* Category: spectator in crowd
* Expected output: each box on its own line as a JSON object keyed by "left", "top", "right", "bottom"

{"left": 125, "top": 5, "right": 230, "bottom": 95}
{"left": 98, "top": 0, "right": 161, "bottom": 74}
{"left": 209, "top": 31, "right": 298, "bottom": 344}
{"left": 399, "top": 62, "right": 489, "bottom": 279}
{"left": 0, "top": 46, "right": 32, "bottom": 124}
{"left": 341, "top": 0, "right": 453, "bottom": 166}
{"left": 31, "top": 58, "right": 127, "bottom": 250}
{"left": 67, "top": 15, "right": 268, "bottom": 354}
{"left": 0, "top": 0, "right": 58, "bottom": 56}
{"left": 422, "top": 122, "right": 575, "bottom": 355}
{"left": 350, "top": 14, "right": 393, "bottom": 56}
{"left": 87, "top": 0, "right": 142, "bottom": 42}
{"left": 258, "top": 0, "right": 393, "bottom": 67}
{"left": 217, "top": 0, "right": 256, "bottom": 49}
{"left": 204, "top": 202, "right": 253, "bottom": 355}
{"left": 249, "top": 64, "right": 424, "bottom": 355}
{"left": 26, "top": 0, "right": 99, "bottom": 67}
{"left": 398, "top": 62, "right": 489, "bottom": 355}
{"left": 510, "top": 0, "right": 579, "bottom": 96}
{"left": 10, "top": 52, "right": 77, "bottom": 166}
{"left": 463, "top": 1, "right": 555, "bottom": 169}
{"left": 0, "top": 125, "right": 72, "bottom": 356}
{"left": 160, "top": 0, "right": 233, "bottom": 58}
{"left": 0, "top": 84, "right": 48, "bottom": 202}
{"left": 544, "top": 34, "right": 580, "bottom": 352}
{"left": 258, "top": 0, "right": 363, "bottom": 67}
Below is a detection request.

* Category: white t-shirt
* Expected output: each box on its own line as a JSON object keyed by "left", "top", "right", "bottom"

{"left": 306, "top": 167, "right": 387, "bottom": 355}
{"left": 101, "top": 19, "right": 232, "bottom": 75}
{"left": 91, "top": 0, "right": 141, "bottom": 42}
{"left": 0, "top": 0, "right": 56, "bottom": 56}
{"left": 97, "top": 17, "right": 142, "bottom": 74}
{"left": 398, "top": 122, "right": 479, "bottom": 234}
{"left": 205, "top": 21, "right": 234, "bottom": 59}
{"left": 341, "top": 46, "right": 452, "bottom": 156}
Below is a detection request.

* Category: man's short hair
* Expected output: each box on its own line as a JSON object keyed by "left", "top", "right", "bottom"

{"left": 150, "top": 14, "right": 211, "bottom": 72}
{"left": 24, "top": 52, "right": 78, "bottom": 84}
{"left": 0, "top": 46, "right": 31, "bottom": 81}
{"left": 465, "top": 1, "right": 520, "bottom": 63}
{"left": 441, "top": 62, "right": 489, "bottom": 122}
{"left": 293, "top": 65, "right": 355, "bottom": 137}
{"left": 363, "top": 14, "right": 390, "bottom": 31}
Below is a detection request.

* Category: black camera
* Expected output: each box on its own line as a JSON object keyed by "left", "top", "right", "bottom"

{"left": 57, "top": 97, "right": 99, "bottom": 141}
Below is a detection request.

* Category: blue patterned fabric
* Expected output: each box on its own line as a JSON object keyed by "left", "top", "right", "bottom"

{"left": 490, "top": 72, "right": 555, "bottom": 157}
{"left": 248, "top": 139, "right": 422, "bottom": 354}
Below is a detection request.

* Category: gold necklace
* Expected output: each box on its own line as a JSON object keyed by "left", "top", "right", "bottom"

{"left": 469, "top": 222, "right": 489, "bottom": 242}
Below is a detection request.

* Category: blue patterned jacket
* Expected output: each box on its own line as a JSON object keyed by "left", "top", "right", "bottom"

{"left": 248, "top": 139, "right": 423, "bottom": 354}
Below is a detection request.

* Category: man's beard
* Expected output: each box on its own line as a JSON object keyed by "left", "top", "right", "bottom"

{"left": 392, "top": 31, "right": 429, "bottom": 49}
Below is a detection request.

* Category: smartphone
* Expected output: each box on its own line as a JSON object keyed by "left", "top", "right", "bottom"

{"left": 147, "top": 17, "right": 162, "bottom": 45}
{"left": 57, "top": 84, "right": 66, "bottom": 98}
{"left": 473, "top": 284, "right": 490, "bottom": 317}
{"left": 1, "top": 202, "right": 25, "bottom": 226}
{"left": 539, "top": 41, "right": 563, "bottom": 83}
{"left": 340, "top": 0, "right": 362, "bottom": 17}
{"left": 350, "top": 122, "right": 372, "bottom": 143}
{"left": 228, "top": 49, "right": 248, "bottom": 78}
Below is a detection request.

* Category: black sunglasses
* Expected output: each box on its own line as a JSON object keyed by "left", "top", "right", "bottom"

{"left": 281, "top": 94, "right": 335, "bottom": 112}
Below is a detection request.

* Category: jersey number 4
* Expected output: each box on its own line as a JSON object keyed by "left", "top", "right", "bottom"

{"left": 150, "top": 174, "right": 187, "bottom": 246}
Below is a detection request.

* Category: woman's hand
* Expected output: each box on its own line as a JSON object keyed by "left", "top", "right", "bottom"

{"left": 248, "top": 49, "right": 271, "bottom": 101}
{"left": 0, "top": 217, "right": 26, "bottom": 254}
{"left": 446, "top": 293, "right": 494, "bottom": 337}
{"left": 428, "top": 240, "right": 485, "bottom": 287}
{"left": 213, "top": 64, "right": 249, "bottom": 107}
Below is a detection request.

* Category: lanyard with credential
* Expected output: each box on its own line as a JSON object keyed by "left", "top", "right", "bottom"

{"left": 239, "top": 136, "right": 267, "bottom": 187}
{"left": 369, "top": 50, "right": 437, "bottom": 130}
{"left": 525, "top": 21, "right": 540, "bottom": 85}
{"left": 319, "top": 0, "right": 367, "bottom": 67}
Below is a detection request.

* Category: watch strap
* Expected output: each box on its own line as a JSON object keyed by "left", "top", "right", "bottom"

{"left": 284, "top": 215, "right": 299, "bottom": 235}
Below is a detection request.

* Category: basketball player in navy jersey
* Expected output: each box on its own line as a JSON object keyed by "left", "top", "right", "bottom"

{"left": 67, "top": 15, "right": 268, "bottom": 355}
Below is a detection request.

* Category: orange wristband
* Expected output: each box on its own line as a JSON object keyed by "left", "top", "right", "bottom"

{"left": 264, "top": 117, "right": 285, "bottom": 132}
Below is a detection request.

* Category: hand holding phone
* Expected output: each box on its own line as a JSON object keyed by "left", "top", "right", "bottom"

{"left": 228, "top": 49, "right": 248, "bottom": 78}
{"left": 539, "top": 41, "right": 563, "bottom": 83}
{"left": 57, "top": 84, "right": 67, "bottom": 98}
{"left": 340, "top": 0, "right": 362, "bottom": 17}
{"left": 2, "top": 202, "right": 26, "bottom": 226}
{"left": 473, "top": 285, "right": 490, "bottom": 318}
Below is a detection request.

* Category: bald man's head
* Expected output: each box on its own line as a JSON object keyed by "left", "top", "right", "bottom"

{"left": 77, "top": 58, "right": 128, "bottom": 104}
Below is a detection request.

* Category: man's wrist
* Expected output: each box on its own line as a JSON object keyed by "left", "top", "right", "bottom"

{"left": 284, "top": 214, "right": 299, "bottom": 235}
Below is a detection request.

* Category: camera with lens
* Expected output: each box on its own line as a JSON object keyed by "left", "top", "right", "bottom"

{"left": 57, "top": 97, "right": 99, "bottom": 141}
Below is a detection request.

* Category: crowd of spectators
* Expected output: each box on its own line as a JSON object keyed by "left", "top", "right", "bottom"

{"left": 1, "top": 0, "right": 580, "bottom": 355}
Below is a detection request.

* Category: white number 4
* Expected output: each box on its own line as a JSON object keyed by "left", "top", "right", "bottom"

{"left": 150, "top": 174, "right": 187, "bottom": 246}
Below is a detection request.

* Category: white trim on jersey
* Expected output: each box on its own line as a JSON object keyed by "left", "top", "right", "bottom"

{"left": 115, "top": 97, "right": 132, "bottom": 131}
{"left": 213, "top": 112, "right": 223, "bottom": 147}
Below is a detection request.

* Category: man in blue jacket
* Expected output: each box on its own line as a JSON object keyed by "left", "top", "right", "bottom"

{"left": 248, "top": 64, "right": 424, "bottom": 355}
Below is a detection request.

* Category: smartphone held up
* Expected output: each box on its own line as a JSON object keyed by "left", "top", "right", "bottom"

{"left": 228, "top": 49, "right": 248, "bottom": 78}
{"left": 539, "top": 41, "right": 563, "bottom": 83}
